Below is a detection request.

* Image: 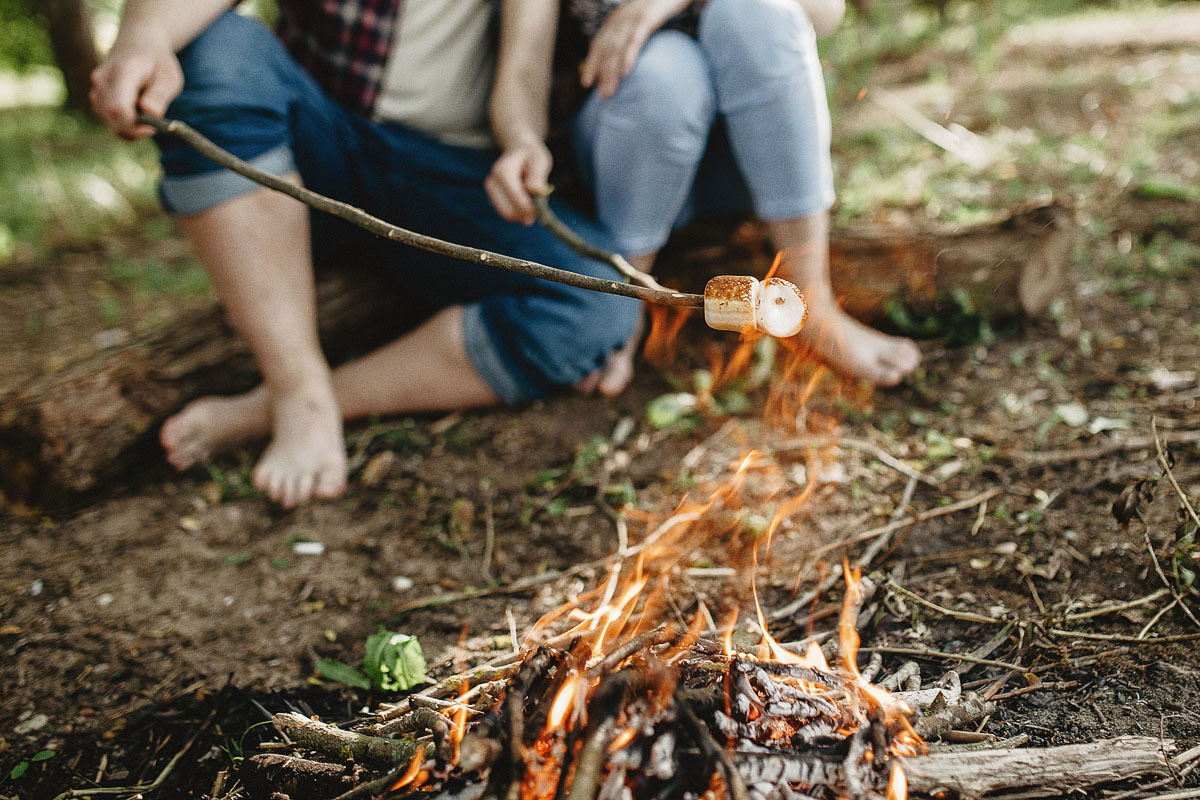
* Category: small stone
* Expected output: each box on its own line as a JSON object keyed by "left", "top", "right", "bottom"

{"left": 96, "top": 593, "right": 114, "bottom": 606}
{"left": 14, "top": 713, "right": 49, "bottom": 735}
{"left": 30, "top": 579, "right": 43, "bottom": 597}
{"left": 179, "top": 516, "right": 201, "bottom": 532}
{"left": 392, "top": 576, "right": 415, "bottom": 592}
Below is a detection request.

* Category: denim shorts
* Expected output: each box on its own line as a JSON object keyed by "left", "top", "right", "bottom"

{"left": 156, "top": 11, "right": 639, "bottom": 404}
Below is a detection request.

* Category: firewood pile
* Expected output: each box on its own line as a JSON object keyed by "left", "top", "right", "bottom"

{"left": 239, "top": 627, "right": 1181, "bottom": 800}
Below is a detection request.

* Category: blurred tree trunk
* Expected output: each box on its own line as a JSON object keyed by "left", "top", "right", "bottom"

{"left": 36, "top": 0, "right": 98, "bottom": 114}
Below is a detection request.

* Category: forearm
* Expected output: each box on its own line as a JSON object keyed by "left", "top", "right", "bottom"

{"left": 109, "top": 0, "right": 236, "bottom": 54}
{"left": 795, "top": 0, "right": 845, "bottom": 36}
{"left": 489, "top": 0, "right": 558, "bottom": 150}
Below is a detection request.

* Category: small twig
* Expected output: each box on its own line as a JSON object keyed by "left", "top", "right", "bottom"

{"left": 885, "top": 578, "right": 1006, "bottom": 625}
{"left": 139, "top": 113, "right": 704, "bottom": 309}
{"left": 770, "top": 487, "right": 1004, "bottom": 621}
{"left": 858, "top": 645, "right": 1025, "bottom": 673}
{"left": 531, "top": 191, "right": 670, "bottom": 293}
{"left": 1046, "top": 629, "right": 1200, "bottom": 643}
{"left": 1063, "top": 588, "right": 1171, "bottom": 622}
{"left": 1139, "top": 599, "right": 1178, "bottom": 639}
{"left": 990, "top": 680, "right": 1078, "bottom": 701}
{"left": 1142, "top": 521, "right": 1200, "bottom": 630}
{"left": 1023, "top": 429, "right": 1200, "bottom": 466}
{"left": 928, "top": 733, "right": 1030, "bottom": 752}
{"left": 51, "top": 707, "right": 216, "bottom": 799}
{"left": 1153, "top": 420, "right": 1200, "bottom": 530}
{"left": 774, "top": 436, "right": 936, "bottom": 486}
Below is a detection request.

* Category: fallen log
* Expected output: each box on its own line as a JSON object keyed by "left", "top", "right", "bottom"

{"left": 0, "top": 270, "right": 406, "bottom": 510}
{"left": 0, "top": 201, "right": 1073, "bottom": 510}
{"left": 900, "top": 735, "right": 1173, "bottom": 798}
{"left": 829, "top": 200, "right": 1075, "bottom": 320}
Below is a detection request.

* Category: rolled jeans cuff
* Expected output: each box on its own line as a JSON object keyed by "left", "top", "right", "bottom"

{"left": 462, "top": 303, "right": 534, "bottom": 405}
{"left": 158, "top": 144, "right": 297, "bottom": 216}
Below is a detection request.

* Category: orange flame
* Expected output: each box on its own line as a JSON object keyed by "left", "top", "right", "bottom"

{"left": 450, "top": 678, "right": 470, "bottom": 765}
{"left": 838, "top": 561, "right": 863, "bottom": 678}
{"left": 389, "top": 742, "right": 428, "bottom": 791}
{"left": 887, "top": 761, "right": 908, "bottom": 800}
{"left": 546, "top": 673, "right": 582, "bottom": 732}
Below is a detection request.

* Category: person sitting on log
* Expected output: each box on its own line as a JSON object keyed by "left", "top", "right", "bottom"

{"left": 486, "top": 0, "right": 923, "bottom": 395}
{"left": 89, "top": 0, "right": 640, "bottom": 508}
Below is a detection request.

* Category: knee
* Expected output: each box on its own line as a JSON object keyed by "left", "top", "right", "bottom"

{"left": 487, "top": 288, "right": 640, "bottom": 399}
{"left": 699, "top": 0, "right": 819, "bottom": 82}
{"left": 173, "top": 12, "right": 287, "bottom": 108}
{"left": 596, "top": 32, "right": 715, "bottom": 159}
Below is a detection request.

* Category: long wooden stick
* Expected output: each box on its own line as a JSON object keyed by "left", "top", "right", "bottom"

{"left": 138, "top": 113, "right": 704, "bottom": 309}
{"left": 901, "top": 736, "right": 1172, "bottom": 797}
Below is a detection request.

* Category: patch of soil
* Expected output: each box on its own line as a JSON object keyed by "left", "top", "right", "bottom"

{"left": 3, "top": 10, "right": 1200, "bottom": 798}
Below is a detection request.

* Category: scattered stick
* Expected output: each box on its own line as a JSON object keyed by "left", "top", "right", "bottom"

{"left": 139, "top": 114, "right": 703, "bottom": 309}
{"left": 769, "top": 487, "right": 1004, "bottom": 621}
{"left": 1022, "top": 429, "right": 1200, "bottom": 466}
{"left": 1047, "top": 629, "right": 1200, "bottom": 643}
{"left": 1063, "top": 588, "right": 1171, "bottom": 622}
{"left": 50, "top": 707, "right": 216, "bottom": 800}
{"left": 885, "top": 578, "right": 1006, "bottom": 625}
{"left": 989, "top": 680, "right": 1078, "bottom": 701}
{"left": 1153, "top": 420, "right": 1200, "bottom": 531}
{"left": 531, "top": 192, "right": 669, "bottom": 293}
{"left": 272, "top": 712, "right": 418, "bottom": 766}
{"left": 858, "top": 646, "right": 1025, "bottom": 673}
{"left": 900, "top": 736, "right": 1173, "bottom": 797}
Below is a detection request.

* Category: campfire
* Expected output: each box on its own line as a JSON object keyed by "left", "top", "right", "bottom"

{"left": 232, "top": 325, "right": 1183, "bottom": 800}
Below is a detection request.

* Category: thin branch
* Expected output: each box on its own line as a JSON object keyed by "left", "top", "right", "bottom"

{"left": 139, "top": 114, "right": 704, "bottom": 309}
{"left": 1142, "top": 521, "right": 1200, "bottom": 630}
{"left": 1153, "top": 419, "right": 1200, "bottom": 530}
{"left": 885, "top": 578, "right": 1006, "bottom": 625}
{"left": 531, "top": 191, "right": 670, "bottom": 293}
{"left": 1046, "top": 629, "right": 1200, "bottom": 644}
{"left": 857, "top": 645, "right": 1025, "bottom": 673}
{"left": 1063, "top": 588, "right": 1171, "bottom": 622}
{"left": 51, "top": 707, "right": 216, "bottom": 799}
{"left": 769, "top": 487, "right": 1004, "bottom": 621}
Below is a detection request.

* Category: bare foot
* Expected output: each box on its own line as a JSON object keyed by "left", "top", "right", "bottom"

{"left": 160, "top": 389, "right": 270, "bottom": 471}
{"left": 252, "top": 379, "right": 348, "bottom": 508}
{"left": 575, "top": 310, "right": 643, "bottom": 397}
{"left": 799, "top": 302, "right": 921, "bottom": 387}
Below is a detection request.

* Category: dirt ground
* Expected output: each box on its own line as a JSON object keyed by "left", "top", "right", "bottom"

{"left": 2, "top": 6, "right": 1200, "bottom": 799}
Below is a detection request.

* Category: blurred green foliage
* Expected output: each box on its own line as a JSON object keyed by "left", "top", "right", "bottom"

{"left": 0, "top": 0, "right": 53, "bottom": 71}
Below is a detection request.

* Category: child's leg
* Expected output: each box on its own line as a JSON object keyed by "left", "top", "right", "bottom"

{"left": 155, "top": 12, "right": 351, "bottom": 507}
{"left": 697, "top": 0, "right": 921, "bottom": 385}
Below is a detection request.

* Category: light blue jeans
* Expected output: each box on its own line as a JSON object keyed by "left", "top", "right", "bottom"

{"left": 572, "top": 0, "right": 836, "bottom": 257}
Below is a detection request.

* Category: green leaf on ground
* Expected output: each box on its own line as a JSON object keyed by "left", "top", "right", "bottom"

{"left": 364, "top": 631, "right": 427, "bottom": 692}
{"left": 317, "top": 659, "right": 372, "bottom": 690}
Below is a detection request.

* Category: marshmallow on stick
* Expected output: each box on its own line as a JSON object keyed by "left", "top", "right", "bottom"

{"left": 703, "top": 275, "right": 808, "bottom": 338}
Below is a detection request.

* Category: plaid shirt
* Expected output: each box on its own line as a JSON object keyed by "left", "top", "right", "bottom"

{"left": 276, "top": 0, "right": 403, "bottom": 115}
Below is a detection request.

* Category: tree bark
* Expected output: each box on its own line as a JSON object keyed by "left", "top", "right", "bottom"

{"left": 35, "top": 0, "right": 99, "bottom": 114}
{"left": 901, "top": 736, "right": 1173, "bottom": 798}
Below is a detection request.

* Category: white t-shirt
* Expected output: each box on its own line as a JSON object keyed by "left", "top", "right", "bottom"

{"left": 374, "top": 0, "right": 497, "bottom": 149}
